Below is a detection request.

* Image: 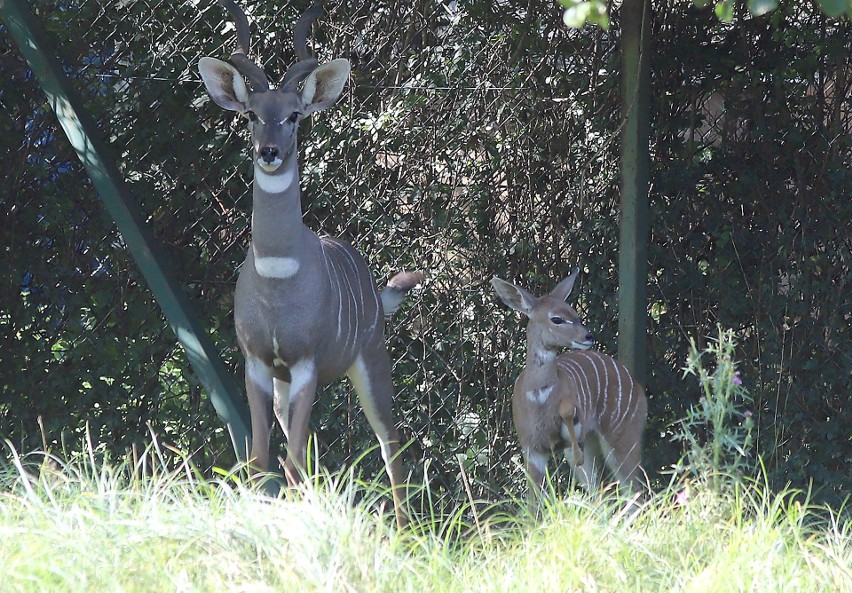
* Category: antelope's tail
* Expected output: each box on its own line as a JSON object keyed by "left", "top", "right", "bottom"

{"left": 381, "top": 271, "right": 426, "bottom": 317}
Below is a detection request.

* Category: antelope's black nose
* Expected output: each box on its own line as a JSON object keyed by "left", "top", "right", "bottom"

{"left": 259, "top": 146, "right": 279, "bottom": 163}
{"left": 585, "top": 333, "right": 595, "bottom": 344}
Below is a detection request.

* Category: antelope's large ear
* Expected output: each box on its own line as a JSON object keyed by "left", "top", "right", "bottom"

{"left": 551, "top": 269, "right": 580, "bottom": 302}
{"left": 301, "top": 58, "right": 350, "bottom": 115}
{"left": 490, "top": 277, "right": 538, "bottom": 317}
{"left": 198, "top": 57, "right": 249, "bottom": 113}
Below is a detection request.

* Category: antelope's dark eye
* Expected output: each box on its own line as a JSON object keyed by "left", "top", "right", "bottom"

{"left": 245, "top": 110, "right": 258, "bottom": 122}
{"left": 288, "top": 112, "right": 300, "bottom": 123}
{"left": 551, "top": 316, "right": 566, "bottom": 325}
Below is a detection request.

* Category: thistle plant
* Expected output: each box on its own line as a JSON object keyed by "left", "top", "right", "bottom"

{"left": 676, "top": 326, "right": 755, "bottom": 490}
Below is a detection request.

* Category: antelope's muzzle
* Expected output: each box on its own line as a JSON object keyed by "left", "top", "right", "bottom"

{"left": 258, "top": 145, "right": 282, "bottom": 172}
{"left": 571, "top": 333, "right": 595, "bottom": 350}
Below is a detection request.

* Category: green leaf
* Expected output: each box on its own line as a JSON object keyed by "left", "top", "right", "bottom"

{"left": 563, "top": 3, "right": 593, "bottom": 29}
{"left": 588, "top": 2, "right": 610, "bottom": 29}
{"left": 562, "top": 1, "right": 609, "bottom": 29}
{"left": 817, "top": 0, "right": 850, "bottom": 17}
{"left": 747, "top": 0, "right": 778, "bottom": 16}
{"left": 715, "top": 0, "right": 734, "bottom": 21}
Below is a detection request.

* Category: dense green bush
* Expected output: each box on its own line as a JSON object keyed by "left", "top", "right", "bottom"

{"left": 1, "top": 0, "right": 848, "bottom": 507}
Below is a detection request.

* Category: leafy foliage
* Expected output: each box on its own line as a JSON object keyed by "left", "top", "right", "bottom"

{"left": 675, "top": 327, "right": 755, "bottom": 489}
{"left": 1, "top": 0, "right": 848, "bottom": 508}
{"left": 561, "top": 0, "right": 852, "bottom": 30}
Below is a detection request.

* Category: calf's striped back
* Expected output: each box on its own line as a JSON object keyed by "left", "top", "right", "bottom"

{"left": 557, "top": 350, "right": 647, "bottom": 490}
{"left": 491, "top": 271, "right": 647, "bottom": 498}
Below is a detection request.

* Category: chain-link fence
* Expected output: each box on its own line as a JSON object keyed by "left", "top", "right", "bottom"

{"left": 2, "top": 1, "right": 849, "bottom": 507}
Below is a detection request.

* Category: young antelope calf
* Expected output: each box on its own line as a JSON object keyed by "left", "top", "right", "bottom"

{"left": 491, "top": 271, "right": 647, "bottom": 497}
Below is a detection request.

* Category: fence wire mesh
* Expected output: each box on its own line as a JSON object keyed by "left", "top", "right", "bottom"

{"left": 2, "top": 0, "right": 849, "bottom": 507}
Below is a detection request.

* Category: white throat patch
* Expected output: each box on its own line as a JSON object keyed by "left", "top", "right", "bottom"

{"left": 254, "top": 164, "right": 295, "bottom": 194}
{"left": 526, "top": 384, "right": 554, "bottom": 404}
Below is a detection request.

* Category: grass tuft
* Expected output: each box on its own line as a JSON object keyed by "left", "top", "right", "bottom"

{"left": 1, "top": 441, "right": 848, "bottom": 592}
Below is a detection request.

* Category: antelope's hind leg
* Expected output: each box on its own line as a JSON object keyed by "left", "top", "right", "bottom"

{"left": 347, "top": 347, "right": 407, "bottom": 527}
{"left": 573, "top": 432, "right": 603, "bottom": 493}
{"left": 607, "top": 432, "right": 645, "bottom": 495}
{"left": 605, "top": 400, "right": 647, "bottom": 496}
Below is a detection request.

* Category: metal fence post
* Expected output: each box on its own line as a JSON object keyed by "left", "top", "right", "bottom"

{"left": 0, "top": 0, "right": 251, "bottom": 461}
{"left": 618, "top": 0, "right": 651, "bottom": 384}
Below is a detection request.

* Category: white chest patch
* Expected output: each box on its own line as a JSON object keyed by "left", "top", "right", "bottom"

{"left": 271, "top": 336, "right": 288, "bottom": 368}
{"left": 526, "top": 384, "right": 554, "bottom": 404}
{"left": 254, "top": 165, "right": 295, "bottom": 194}
{"left": 254, "top": 255, "right": 300, "bottom": 279}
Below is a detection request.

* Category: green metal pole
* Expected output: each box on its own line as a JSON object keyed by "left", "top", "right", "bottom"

{"left": 618, "top": 0, "right": 651, "bottom": 383}
{"left": 1, "top": 0, "right": 251, "bottom": 460}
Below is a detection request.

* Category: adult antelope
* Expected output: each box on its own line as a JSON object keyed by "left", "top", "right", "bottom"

{"left": 491, "top": 271, "right": 647, "bottom": 500}
{"left": 198, "top": 0, "right": 421, "bottom": 526}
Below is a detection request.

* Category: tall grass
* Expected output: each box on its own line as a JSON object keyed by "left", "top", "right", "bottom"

{"left": 1, "top": 329, "right": 847, "bottom": 592}
{"left": 0, "top": 442, "right": 848, "bottom": 593}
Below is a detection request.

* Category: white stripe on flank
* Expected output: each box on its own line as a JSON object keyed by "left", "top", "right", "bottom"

{"left": 372, "top": 282, "right": 382, "bottom": 329}
{"left": 254, "top": 255, "right": 300, "bottom": 279}
{"left": 600, "top": 354, "right": 609, "bottom": 422}
{"left": 571, "top": 360, "right": 593, "bottom": 414}
{"left": 565, "top": 353, "right": 601, "bottom": 428}
{"left": 586, "top": 353, "right": 602, "bottom": 418}
{"left": 328, "top": 248, "right": 344, "bottom": 339}
{"left": 326, "top": 241, "right": 364, "bottom": 357}
{"left": 560, "top": 358, "right": 591, "bottom": 416}
{"left": 339, "top": 247, "right": 365, "bottom": 353}
{"left": 318, "top": 240, "right": 342, "bottom": 339}
{"left": 319, "top": 241, "right": 335, "bottom": 305}
{"left": 626, "top": 369, "right": 635, "bottom": 408}
{"left": 337, "top": 251, "right": 357, "bottom": 354}
{"left": 616, "top": 363, "right": 635, "bottom": 430}
{"left": 611, "top": 356, "right": 623, "bottom": 428}
{"left": 254, "top": 165, "right": 295, "bottom": 194}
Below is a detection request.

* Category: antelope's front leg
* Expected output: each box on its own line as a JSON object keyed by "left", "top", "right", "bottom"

{"left": 279, "top": 359, "right": 318, "bottom": 487}
{"left": 272, "top": 378, "right": 291, "bottom": 440}
{"left": 558, "top": 401, "right": 585, "bottom": 468}
{"left": 245, "top": 357, "right": 275, "bottom": 473}
{"left": 524, "top": 448, "right": 549, "bottom": 503}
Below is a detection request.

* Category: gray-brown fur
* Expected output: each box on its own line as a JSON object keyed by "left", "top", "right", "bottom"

{"left": 491, "top": 271, "right": 647, "bottom": 498}
{"left": 199, "top": 0, "right": 421, "bottom": 527}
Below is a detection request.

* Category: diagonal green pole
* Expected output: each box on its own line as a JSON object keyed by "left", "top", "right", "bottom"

{"left": 1, "top": 0, "right": 251, "bottom": 460}
{"left": 618, "top": 0, "right": 651, "bottom": 384}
